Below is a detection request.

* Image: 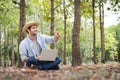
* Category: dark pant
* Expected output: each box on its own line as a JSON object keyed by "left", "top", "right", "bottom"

{"left": 26, "top": 56, "right": 61, "bottom": 70}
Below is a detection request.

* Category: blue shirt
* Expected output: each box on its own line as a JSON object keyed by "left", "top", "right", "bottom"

{"left": 19, "top": 33, "right": 55, "bottom": 62}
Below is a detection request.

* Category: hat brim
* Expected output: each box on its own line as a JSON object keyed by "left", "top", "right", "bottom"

{"left": 22, "top": 21, "right": 38, "bottom": 34}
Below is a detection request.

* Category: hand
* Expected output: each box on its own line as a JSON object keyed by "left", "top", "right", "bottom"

{"left": 55, "top": 31, "right": 61, "bottom": 41}
{"left": 35, "top": 56, "right": 40, "bottom": 60}
{"left": 24, "top": 57, "right": 29, "bottom": 62}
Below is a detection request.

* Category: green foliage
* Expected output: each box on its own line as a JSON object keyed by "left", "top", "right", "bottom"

{"left": 108, "top": 24, "right": 120, "bottom": 61}
{"left": 104, "top": 29, "right": 118, "bottom": 61}
{"left": 0, "top": 0, "right": 120, "bottom": 66}
{"left": 81, "top": 0, "right": 92, "bottom": 18}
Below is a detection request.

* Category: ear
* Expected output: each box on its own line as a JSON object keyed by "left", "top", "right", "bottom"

{"left": 27, "top": 29, "right": 30, "bottom": 33}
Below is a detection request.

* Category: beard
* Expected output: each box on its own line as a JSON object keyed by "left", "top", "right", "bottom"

{"left": 32, "top": 30, "right": 38, "bottom": 36}
{"left": 32, "top": 33, "right": 37, "bottom": 36}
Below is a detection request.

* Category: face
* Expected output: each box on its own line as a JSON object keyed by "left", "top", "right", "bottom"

{"left": 27, "top": 26, "right": 38, "bottom": 36}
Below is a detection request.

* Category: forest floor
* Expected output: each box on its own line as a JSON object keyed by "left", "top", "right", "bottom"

{"left": 0, "top": 62, "right": 120, "bottom": 80}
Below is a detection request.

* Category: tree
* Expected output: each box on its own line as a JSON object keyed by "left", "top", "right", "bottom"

{"left": 3, "top": 25, "right": 7, "bottom": 66}
{"left": 0, "top": 26, "right": 1, "bottom": 66}
{"left": 72, "top": 0, "right": 82, "bottom": 66}
{"left": 99, "top": 0, "right": 105, "bottom": 63}
{"left": 11, "top": 27, "right": 15, "bottom": 66}
{"left": 92, "top": 0, "right": 97, "bottom": 64}
{"left": 18, "top": 0, "right": 26, "bottom": 67}
{"left": 50, "top": 0, "right": 54, "bottom": 49}
{"left": 63, "top": 0, "right": 66, "bottom": 64}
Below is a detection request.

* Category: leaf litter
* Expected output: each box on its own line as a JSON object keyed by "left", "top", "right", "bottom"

{"left": 0, "top": 62, "right": 120, "bottom": 80}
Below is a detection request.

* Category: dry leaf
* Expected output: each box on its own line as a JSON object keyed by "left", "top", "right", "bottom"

{"left": 20, "top": 67, "right": 37, "bottom": 74}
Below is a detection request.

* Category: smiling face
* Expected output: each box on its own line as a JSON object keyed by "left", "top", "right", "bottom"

{"left": 27, "top": 25, "right": 38, "bottom": 36}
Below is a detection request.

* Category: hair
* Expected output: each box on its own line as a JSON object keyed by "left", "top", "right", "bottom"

{"left": 28, "top": 26, "right": 32, "bottom": 30}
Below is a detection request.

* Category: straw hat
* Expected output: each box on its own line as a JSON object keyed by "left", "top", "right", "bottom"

{"left": 22, "top": 21, "right": 38, "bottom": 34}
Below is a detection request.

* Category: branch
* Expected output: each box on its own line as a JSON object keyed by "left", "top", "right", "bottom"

{"left": 12, "top": 0, "right": 20, "bottom": 5}
{"left": 54, "top": 2, "right": 63, "bottom": 10}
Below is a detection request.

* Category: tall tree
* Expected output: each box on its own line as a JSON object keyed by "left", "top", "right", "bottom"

{"left": 4, "top": 25, "right": 7, "bottom": 66}
{"left": 92, "top": 0, "right": 97, "bottom": 64}
{"left": 0, "top": 25, "right": 1, "bottom": 66}
{"left": 99, "top": 0, "right": 105, "bottom": 63}
{"left": 7, "top": 27, "right": 10, "bottom": 66}
{"left": 63, "top": 0, "right": 66, "bottom": 64}
{"left": 18, "top": 0, "right": 26, "bottom": 67}
{"left": 72, "top": 0, "right": 82, "bottom": 66}
{"left": 50, "top": 0, "right": 54, "bottom": 49}
{"left": 11, "top": 27, "right": 15, "bottom": 66}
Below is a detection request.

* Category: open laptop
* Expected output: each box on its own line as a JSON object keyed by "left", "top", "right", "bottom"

{"left": 38, "top": 49, "right": 58, "bottom": 61}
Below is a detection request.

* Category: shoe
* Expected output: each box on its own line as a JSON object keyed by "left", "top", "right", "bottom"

{"left": 51, "top": 66, "right": 60, "bottom": 70}
{"left": 38, "top": 65, "right": 60, "bottom": 70}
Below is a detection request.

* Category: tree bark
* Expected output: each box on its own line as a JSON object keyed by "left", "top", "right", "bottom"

{"left": 18, "top": 0, "right": 26, "bottom": 67}
{"left": 99, "top": 0, "right": 105, "bottom": 63}
{"left": 72, "top": 0, "right": 82, "bottom": 67}
{"left": 0, "top": 26, "right": 1, "bottom": 66}
{"left": 4, "top": 26, "right": 7, "bottom": 67}
{"left": 11, "top": 27, "right": 15, "bottom": 66}
{"left": 50, "top": 0, "right": 54, "bottom": 49}
{"left": 118, "top": 45, "right": 120, "bottom": 62}
{"left": 92, "top": 0, "right": 97, "bottom": 64}
{"left": 63, "top": 0, "right": 66, "bottom": 64}
{"left": 6, "top": 28, "right": 11, "bottom": 66}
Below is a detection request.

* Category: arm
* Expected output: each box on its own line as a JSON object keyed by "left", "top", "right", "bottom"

{"left": 19, "top": 42, "right": 29, "bottom": 62}
{"left": 19, "top": 42, "right": 40, "bottom": 62}
{"left": 42, "top": 31, "right": 60, "bottom": 43}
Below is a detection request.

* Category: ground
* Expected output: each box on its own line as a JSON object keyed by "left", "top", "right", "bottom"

{"left": 0, "top": 62, "right": 120, "bottom": 80}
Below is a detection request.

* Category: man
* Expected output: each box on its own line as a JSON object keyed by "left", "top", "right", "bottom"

{"left": 19, "top": 21, "right": 61, "bottom": 70}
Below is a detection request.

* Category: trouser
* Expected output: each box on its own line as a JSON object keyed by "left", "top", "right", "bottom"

{"left": 26, "top": 56, "right": 61, "bottom": 70}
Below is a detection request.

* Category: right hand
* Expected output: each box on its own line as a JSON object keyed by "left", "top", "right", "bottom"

{"left": 35, "top": 56, "right": 40, "bottom": 60}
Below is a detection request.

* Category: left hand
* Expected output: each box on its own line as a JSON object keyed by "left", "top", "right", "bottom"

{"left": 55, "top": 31, "right": 61, "bottom": 41}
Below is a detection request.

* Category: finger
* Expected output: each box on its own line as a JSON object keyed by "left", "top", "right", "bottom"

{"left": 56, "top": 31, "right": 60, "bottom": 34}
{"left": 56, "top": 35, "right": 60, "bottom": 39}
{"left": 56, "top": 33, "right": 60, "bottom": 37}
{"left": 57, "top": 32, "right": 61, "bottom": 37}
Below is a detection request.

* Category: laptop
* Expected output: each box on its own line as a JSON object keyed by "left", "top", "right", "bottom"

{"left": 38, "top": 49, "right": 58, "bottom": 61}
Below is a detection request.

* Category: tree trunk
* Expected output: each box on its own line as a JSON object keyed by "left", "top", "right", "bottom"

{"left": 63, "top": 0, "right": 66, "bottom": 64}
{"left": 92, "top": 0, "right": 97, "bottom": 64}
{"left": 4, "top": 26, "right": 7, "bottom": 67}
{"left": 11, "top": 27, "right": 15, "bottom": 66}
{"left": 99, "top": 0, "right": 105, "bottom": 63}
{"left": 0, "top": 26, "right": 1, "bottom": 66}
{"left": 118, "top": 45, "right": 120, "bottom": 62}
{"left": 7, "top": 28, "right": 10, "bottom": 66}
{"left": 18, "top": 0, "right": 26, "bottom": 67}
{"left": 72, "top": 0, "right": 82, "bottom": 67}
{"left": 50, "top": 0, "right": 54, "bottom": 49}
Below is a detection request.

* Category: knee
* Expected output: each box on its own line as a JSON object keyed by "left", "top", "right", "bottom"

{"left": 26, "top": 56, "right": 38, "bottom": 65}
{"left": 56, "top": 57, "right": 61, "bottom": 63}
